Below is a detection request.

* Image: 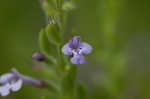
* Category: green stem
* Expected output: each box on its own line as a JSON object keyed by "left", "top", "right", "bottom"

{"left": 56, "top": 0, "right": 63, "bottom": 9}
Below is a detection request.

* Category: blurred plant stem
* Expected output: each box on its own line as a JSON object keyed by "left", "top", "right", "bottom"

{"left": 38, "top": 0, "right": 85, "bottom": 99}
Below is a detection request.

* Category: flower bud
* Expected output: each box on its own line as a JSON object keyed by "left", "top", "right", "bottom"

{"left": 32, "top": 52, "right": 45, "bottom": 61}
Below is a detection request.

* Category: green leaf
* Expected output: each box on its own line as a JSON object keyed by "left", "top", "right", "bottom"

{"left": 39, "top": 65, "right": 58, "bottom": 82}
{"left": 56, "top": 0, "right": 63, "bottom": 9}
{"left": 62, "top": 1, "right": 76, "bottom": 11}
{"left": 45, "top": 0, "right": 56, "bottom": 8}
{"left": 39, "top": 28, "right": 57, "bottom": 63}
{"left": 46, "top": 24, "right": 61, "bottom": 45}
{"left": 42, "top": 2, "right": 57, "bottom": 16}
{"left": 61, "top": 65, "right": 76, "bottom": 99}
{"left": 46, "top": 81, "right": 60, "bottom": 94}
{"left": 76, "top": 83, "right": 87, "bottom": 99}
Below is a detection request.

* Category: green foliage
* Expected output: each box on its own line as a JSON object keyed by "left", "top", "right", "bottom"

{"left": 62, "top": 1, "right": 76, "bottom": 11}
{"left": 76, "top": 83, "right": 87, "bottom": 99}
{"left": 39, "top": 0, "right": 80, "bottom": 99}
{"left": 39, "top": 28, "right": 57, "bottom": 64}
{"left": 42, "top": 1, "right": 57, "bottom": 16}
{"left": 60, "top": 65, "right": 76, "bottom": 99}
{"left": 39, "top": 29, "right": 53, "bottom": 55}
{"left": 45, "top": 0, "right": 56, "bottom": 8}
{"left": 1, "top": 0, "right": 150, "bottom": 99}
{"left": 46, "top": 24, "right": 61, "bottom": 45}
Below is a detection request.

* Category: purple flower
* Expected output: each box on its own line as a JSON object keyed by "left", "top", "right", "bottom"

{"left": 0, "top": 68, "right": 45, "bottom": 96}
{"left": 62, "top": 36, "right": 92, "bottom": 64}
{"left": 32, "top": 52, "right": 46, "bottom": 61}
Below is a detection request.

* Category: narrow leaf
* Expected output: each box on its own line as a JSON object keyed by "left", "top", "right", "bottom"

{"left": 61, "top": 65, "right": 76, "bottom": 99}
{"left": 76, "top": 83, "right": 87, "bottom": 99}
{"left": 46, "top": 24, "right": 61, "bottom": 45}
{"left": 39, "top": 28, "right": 57, "bottom": 63}
{"left": 45, "top": 0, "right": 56, "bottom": 8}
{"left": 42, "top": 1, "right": 56, "bottom": 16}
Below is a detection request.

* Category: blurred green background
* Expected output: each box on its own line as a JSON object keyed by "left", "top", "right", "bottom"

{"left": 0, "top": 0, "right": 150, "bottom": 99}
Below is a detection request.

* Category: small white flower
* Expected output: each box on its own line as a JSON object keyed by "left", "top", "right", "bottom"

{"left": 0, "top": 73, "right": 23, "bottom": 96}
{"left": 0, "top": 68, "right": 46, "bottom": 96}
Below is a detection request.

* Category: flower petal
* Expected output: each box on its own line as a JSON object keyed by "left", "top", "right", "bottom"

{"left": 62, "top": 43, "right": 73, "bottom": 55}
{"left": 0, "top": 83, "right": 11, "bottom": 96}
{"left": 0, "top": 73, "right": 14, "bottom": 84}
{"left": 11, "top": 79, "right": 23, "bottom": 92}
{"left": 71, "top": 54, "right": 86, "bottom": 64}
{"left": 79, "top": 42, "right": 92, "bottom": 54}
{"left": 71, "top": 56, "right": 79, "bottom": 64}
{"left": 79, "top": 55, "right": 86, "bottom": 64}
